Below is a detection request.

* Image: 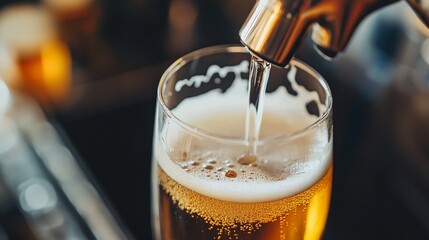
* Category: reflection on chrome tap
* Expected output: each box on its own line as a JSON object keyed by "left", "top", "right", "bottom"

{"left": 240, "top": 0, "right": 429, "bottom": 67}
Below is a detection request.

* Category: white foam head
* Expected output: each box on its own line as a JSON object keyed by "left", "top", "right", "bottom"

{"left": 157, "top": 60, "right": 332, "bottom": 203}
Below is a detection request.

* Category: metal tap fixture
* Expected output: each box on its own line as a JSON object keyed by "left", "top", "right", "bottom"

{"left": 239, "top": 0, "right": 429, "bottom": 67}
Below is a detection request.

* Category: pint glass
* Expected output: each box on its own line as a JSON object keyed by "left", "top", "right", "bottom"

{"left": 151, "top": 45, "right": 333, "bottom": 240}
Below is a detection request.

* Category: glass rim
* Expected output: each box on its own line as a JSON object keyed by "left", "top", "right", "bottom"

{"left": 158, "top": 45, "right": 332, "bottom": 145}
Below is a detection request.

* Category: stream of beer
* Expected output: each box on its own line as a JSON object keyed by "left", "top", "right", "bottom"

{"left": 245, "top": 56, "right": 271, "bottom": 155}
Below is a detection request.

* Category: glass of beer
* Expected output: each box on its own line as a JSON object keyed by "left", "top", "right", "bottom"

{"left": 151, "top": 45, "right": 333, "bottom": 240}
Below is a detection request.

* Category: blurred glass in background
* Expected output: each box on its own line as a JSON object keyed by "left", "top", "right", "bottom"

{"left": 0, "top": 5, "right": 71, "bottom": 107}
{"left": 0, "top": 0, "right": 427, "bottom": 239}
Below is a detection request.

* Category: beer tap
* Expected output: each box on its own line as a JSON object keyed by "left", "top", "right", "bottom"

{"left": 239, "top": 0, "right": 429, "bottom": 67}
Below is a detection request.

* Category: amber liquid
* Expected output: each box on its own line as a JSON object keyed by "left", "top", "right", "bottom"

{"left": 155, "top": 55, "right": 331, "bottom": 240}
{"left": 17, "top": 39, "right": 71, "bottom": 105}
{"left": 158, "top": 164, "right": 332, "bottom": 240}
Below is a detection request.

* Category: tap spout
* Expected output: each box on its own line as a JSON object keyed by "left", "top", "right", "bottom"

{"left": 239, "top": 0, "right": 319, "bottom": 67}
{"left": 240, "top": 0, "right": 429, "bottom": 67}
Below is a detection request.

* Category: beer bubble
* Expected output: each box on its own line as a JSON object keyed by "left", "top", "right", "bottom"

{"left": 203, "top": 164, "right": 214, "bottom": 170}
{"left": 237, "top": 154, "right": 257, "bottom": 165}
{"left": 216, "top": 166, "right": 224, "bottom": 171}
{"left": 226, "top": 163, "right": 235, "bottom": 168}
{"left": 207, "top": 159, "right": 217, "bottom": 164}
{"left": 187, "top": 160, "right": 199, "bottom": 166}
{"left": 224, "top": 170, "right": 237, "bottom": 178}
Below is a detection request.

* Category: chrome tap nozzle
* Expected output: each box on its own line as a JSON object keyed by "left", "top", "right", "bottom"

{"left": 240, "top": 0, "right": 429, "bottom": 67}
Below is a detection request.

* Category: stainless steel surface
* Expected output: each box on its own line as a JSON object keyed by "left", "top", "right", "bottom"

{"left": 239, "top": 0, "right": 429, "bottom": 67}
{"left": 0, "top": 80, "right": 130, "bottom": 239}
{"left": 14, "top": 96, "right": 130, "bottom": 240}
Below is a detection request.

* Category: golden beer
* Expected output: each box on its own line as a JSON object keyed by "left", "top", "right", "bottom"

{"left": 155, "top": 111, "right": 332, "bottom": 240}
{"left": 158, "top": 165, "right": 332, "bottom": 240}
{"left": 0, "top": 5, "right": 71, "bottom": 105}
{"left": 17, "top": 38, "right": 71, "bottom": 105}
{"left": 152, "top": 47, "right": 333, "bottom": 240}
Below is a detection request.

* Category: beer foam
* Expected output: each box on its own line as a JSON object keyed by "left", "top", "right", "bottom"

{"left": 157, "top": 61, "right": 332, "bottom": 203}
{"left": 158, "top": 143, "right": 331, "bottom": 203}
{"left": 0, "top": 5, "right": 56, "bottom": 56}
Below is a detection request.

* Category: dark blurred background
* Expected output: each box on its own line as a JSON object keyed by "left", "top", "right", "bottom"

{"left": 0, "top": 0, "right": 428, "bottom": 239}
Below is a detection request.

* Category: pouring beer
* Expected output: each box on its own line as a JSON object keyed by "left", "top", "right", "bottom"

{"left": 151, "top": 46, "right": 333, "bottom": 240}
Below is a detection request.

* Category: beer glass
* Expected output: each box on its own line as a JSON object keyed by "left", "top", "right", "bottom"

{"left": 151, "top": 45, "right": 333, "bottom": 240}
